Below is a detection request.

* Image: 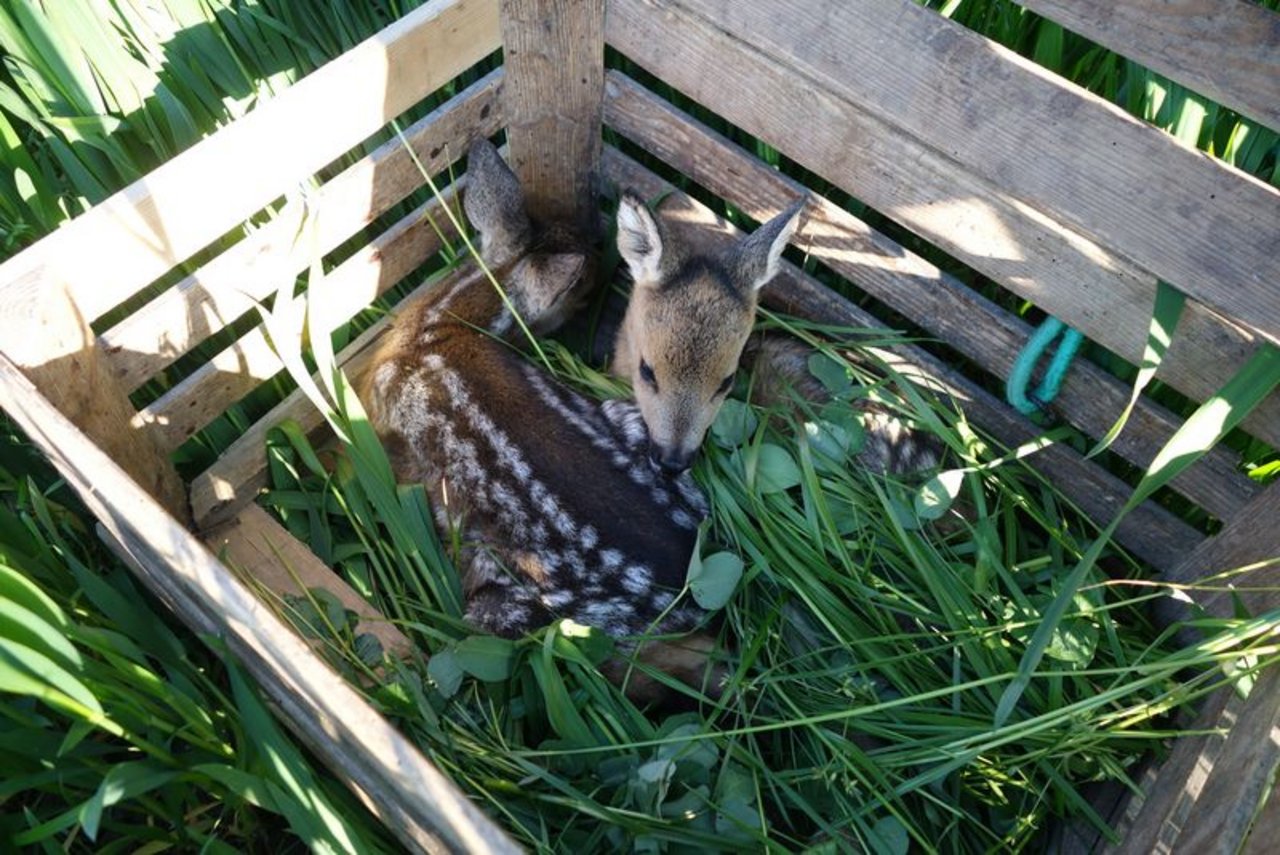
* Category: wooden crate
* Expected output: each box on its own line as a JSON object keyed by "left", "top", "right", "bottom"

{"left": 0, "top": 0, "right": 1276, "bottom": 851}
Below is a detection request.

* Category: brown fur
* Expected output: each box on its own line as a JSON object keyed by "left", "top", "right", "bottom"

{"left": 611, "top": 193, "right": 943, "bottom": 479}
{"left": 612, "top": 192, "right": 803, "bottom": 472}
{"left": 362, "top": 141, "right": 721, "bottom": 704}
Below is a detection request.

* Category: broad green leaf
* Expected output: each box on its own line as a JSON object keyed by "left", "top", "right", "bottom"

{"left": 455, "top": 635, "right": 516, "bottom": 682}
{"left": 710, "top": 398, "right": 758, "bottom": 448}
{"left": 353, "top": 633, "right": 383, "bottom": 668}
{"left": 803, "top": 419, "right": 853, "bottom": 470}
{"left": 532, "top": 643, "right": 593, "bottom": 744}
{"left": 867, "top": 815, "right": 910, "bottom": 855}
{"left": 191, "top": 764, "right": 281, "bottom": 812}
{"left": 687, "top": 551, "right": 744, "bottom": 611}
{"left": 808, "top": 352, "right": 851, "bottom": 395}
{"left": 0, "top": 597, "right": 82, "bottom": 670}
{"left": 751, "top": 443, "right": 802, "bottom": 493}
{"left": 426, "top": 650, "right": 463, "bottom": 698}
{"left": 914, "top": 469, "right": 964, "bottom": 521}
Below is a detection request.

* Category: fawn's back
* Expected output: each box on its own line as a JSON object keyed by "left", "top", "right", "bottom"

{"left": 362, "top": 141, "right": 717, "bottom": 698}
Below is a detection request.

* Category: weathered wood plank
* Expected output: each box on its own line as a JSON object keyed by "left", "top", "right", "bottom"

{"left": 189, "top": 268, "right": 479, "bottom": 530}
{"left": 1019, "top": 0, "right": 1280, "bottom": 131}
{"left": 499, "top": 0, "right": 604, "bottom": 234}
{"left": 604, "top": 0, "right": 1280, "bottom": 450}
{"left": 139, "top": 187, "right": 464, "bottom": 453}
{"left": 1153, "top": 481, "right": 1280, "bottom": 629}
{"left": 0, "top": 0, "right": 499, "bottom": 329}
{"left": 658, "top": 0, "right": 1280, "bottom": 344}
{"left": 1112, "top": 482, "right": 1280, "bottom": 853}
{"left": 1174, "top": 665, "right": 1280, "bottom": 854}
{"left": 1243, "top": 782, "right": 1280, "bottom": 855}
{"left": 205, "top": 503, "right": 414, "bottom": 660}
{"left": 102, "top": 71, "right": 504, "bottom": 394}
{"left": 604, "top": 147, "right": 1204, "bottom": 571}
{"left": 0, "top": 351, "right": 517, "bottom": 855}
{"left": 603, "top": 71, "right": 1259, "bottom": 522}
{"left": 1116, "top": 665, "right": 1280, "bottom": 855}
{"left": 1, "top": 285, "right": 189, "bottom": 521}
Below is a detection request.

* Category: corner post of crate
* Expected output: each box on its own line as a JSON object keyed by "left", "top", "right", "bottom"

{"left": 497, "top": 0, "right": 605, "bottom": 237}
{"left": 0, "top": 281, "right": 190, "bottom": 524}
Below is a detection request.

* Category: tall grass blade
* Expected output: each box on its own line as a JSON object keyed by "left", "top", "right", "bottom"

{"left": 1087, "top": 279, "right": 1186, "bottom": 458}
{"left": 997, "top": 342, "right": 1280, "bottom": 725}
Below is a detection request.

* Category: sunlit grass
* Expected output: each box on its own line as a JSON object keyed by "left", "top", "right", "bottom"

{"left": 256, "top": 259, "right": 1279, "bottom": 850}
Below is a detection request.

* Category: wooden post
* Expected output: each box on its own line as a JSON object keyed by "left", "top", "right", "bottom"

{"left": 498, "top": 0, "right": 604, "bottom": 235}
{"left": 0, "top": 281, "right": 190, "bottom": 522}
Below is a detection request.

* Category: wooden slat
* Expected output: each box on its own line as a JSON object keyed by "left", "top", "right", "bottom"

{"left": 653, "top": 0, "right": 1280, "bottom": 344}
{"left": 138, "top": 187, "right": 464, "bottom": 453}
{"left": 603, "top": 71, "right": 1259, "bottom": 522}
{"left": 1243, "top": 784, "right": 1280, "bottom": 855}
{"left": 1109, "top": 482, "right": 1280, "bottom": 852}
{"left": 205, "top": 503, "right": 414, "bottom": 661}
{"left": 605, "top": 0, "right": 1280, "bottom": 450}
{"left": 1, "top": 284, "right": 189, "bottom": 521}
{"left": 189, "top": 269, "right": 479, "bottom": 530}
{"left": 1019, "top": 0, "right": 1280, "bottom": 131}
{"left": 1152, "top": 481, "right": 1280, "bottom": 631}
{"left": 1117, "top": 665, "right": 1280, "bottom": 855}
{"left": 102, "top": 71, "right": 504, "bottom": 394}
{"left": 604, "top": 147, "right": 1204, "bottom": 571}
{"left": 0, "top": 0, "right": 499, "bottom": 328}
{"left": 499, "top": 0, "right": 604, "bottom": 233}
{"left": 0, "top": 351, "right": 516, "bottom": 855}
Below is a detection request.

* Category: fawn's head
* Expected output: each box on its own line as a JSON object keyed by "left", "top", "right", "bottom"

{"left": 613, "top": 192, "right": 804, "bottom": 473}
{"left": 463, "top": 139, "right": 588, "bottom": 334}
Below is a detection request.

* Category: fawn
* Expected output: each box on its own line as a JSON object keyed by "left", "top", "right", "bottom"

{"left": 362, "top": 141, "right": 719, "bottom": 702}
{"left": 611, "top": 193, "right": 942, "bottom": 477}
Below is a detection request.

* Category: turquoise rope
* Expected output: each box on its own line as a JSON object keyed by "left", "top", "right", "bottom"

{"left": 1006, "top": 316, "right": 1085, "bottom": 416}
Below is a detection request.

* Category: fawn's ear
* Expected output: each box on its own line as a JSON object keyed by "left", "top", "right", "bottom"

{"left": 616, "top": 191, "right": 668, "bottom": 286}
{"left": 725, "top": 197, "right": 805, "bottom": 294}
{"left": 464, "top": 139, "right": 532, "bottom": 261}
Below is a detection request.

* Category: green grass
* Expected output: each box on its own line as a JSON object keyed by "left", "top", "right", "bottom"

{"left": 0, "top": 428, "right": 396, "bottom": 851}
{"left": 255, "top": 296, "right": 1279, "bottom": 851}
{"left": 2, "top": 0, "right": 1279, "bottom": 850}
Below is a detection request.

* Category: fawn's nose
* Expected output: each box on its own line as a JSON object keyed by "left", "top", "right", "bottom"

{"left": 649, "top": 443, "right": 694, "bottom": 475}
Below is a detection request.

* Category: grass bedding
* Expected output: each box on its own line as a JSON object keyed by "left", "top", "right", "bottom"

{"left": 1, "top": 0, "right": 1278, "bottom": 849}
{"left": 257, "top": 275, "right": 1279, "bottom": 850}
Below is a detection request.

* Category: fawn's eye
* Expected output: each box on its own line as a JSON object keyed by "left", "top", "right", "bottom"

{"left": 639, "top": 359, "right": 658, "bottom": 391}
{"left": 715, "top": 373, "right": 735, "bottom": 397}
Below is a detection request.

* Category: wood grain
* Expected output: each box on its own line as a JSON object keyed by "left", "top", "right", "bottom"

{"left": 1116, "top": 666, "right": 1280, "bottom": 855}
{"left": 2, "top": 283, "right": 189, "bottom": 521}
{"left": 604, "top": 147, "right": 1204, "bottom": 572}
{"left": 0, "top": 351, "right": 517, "bottom": 855}
{"left": 499, "top": 0, "right": 604, "bottom": 234}
{"left": 1112, "top": 482, "right": 1280, "bottom": 852}
{"left": 0, "top": 0, "right": 499, "bottom": 329}
{"left": 1019, "top": 0, "right": 1280, "bottom": 130}
{"left": 140, "top": 187, "right": 464, "bottom": 453}
{"left": 1153, "top": 481, "right": 1280, "bottom": 629}
{"left": 603, "top": 71, "right": 1259, "bottom": 522}
{"left": 204, "top": 503, "right": 414, "bottom": 660}
{"left": 605, "top": 0, "right": 1280, "bottom": 436}
{"left": 661, "top": 0, "right": 1280, "bottom": 344}
{"left": 102, "top": 71, "right": 503, "bottom": 394}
